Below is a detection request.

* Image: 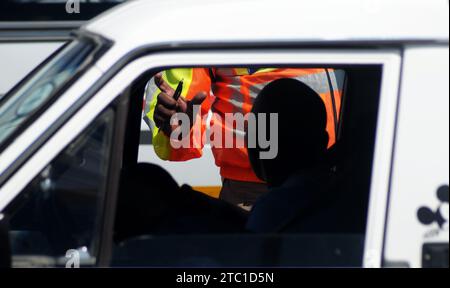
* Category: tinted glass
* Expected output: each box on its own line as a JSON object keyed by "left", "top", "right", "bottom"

{"left": 0, "top": 38, "right": 95, "bottom": 148}
{"left": 8, "top": 109, "right": 115, "bottom": 267}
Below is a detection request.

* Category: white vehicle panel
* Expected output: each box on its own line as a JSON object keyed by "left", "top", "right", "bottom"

{"left": 384, "top": 47, "right": 449, "bottom": 268}
{"left": 362, "top": 52, "right": 402, "bottom": 268}
{"left": 86, "top": 0, "right": 448, "bottom": 68}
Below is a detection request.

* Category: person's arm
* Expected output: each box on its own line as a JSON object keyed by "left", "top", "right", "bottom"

{"left": 144, "top": 68, "right": 212, "bottom": 161}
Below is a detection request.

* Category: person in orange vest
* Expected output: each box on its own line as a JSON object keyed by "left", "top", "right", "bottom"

{"left": 144, "top": 68, "right": 342, "bottom": 210}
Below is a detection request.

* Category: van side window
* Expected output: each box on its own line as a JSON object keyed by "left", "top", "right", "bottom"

{"left": 7, "top": 109, "right": 115, "bottom": 267}
{"left": 113, "top": 66, "right": 382, "bottom": 267}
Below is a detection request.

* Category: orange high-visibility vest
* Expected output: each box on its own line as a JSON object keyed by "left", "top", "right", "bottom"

{"left": 145, "top": 68, "right": 343, "bottom": 183}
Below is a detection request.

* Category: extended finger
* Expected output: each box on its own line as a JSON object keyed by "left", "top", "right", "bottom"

{"left": 154, "top": 73, "right": 175, "bottom": 96}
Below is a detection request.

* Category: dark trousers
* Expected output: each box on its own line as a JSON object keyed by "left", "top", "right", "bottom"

{"left": 219, "top": 179, "right": 269, "bottom": 210}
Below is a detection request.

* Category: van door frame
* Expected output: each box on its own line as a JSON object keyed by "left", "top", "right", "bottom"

{"left": 0, "top": 49, "right": 402, "bottom": 267}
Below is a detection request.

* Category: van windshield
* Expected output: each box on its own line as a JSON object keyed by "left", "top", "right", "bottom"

{"left": 0, "top": 38, "right": 96, "bottom": 148}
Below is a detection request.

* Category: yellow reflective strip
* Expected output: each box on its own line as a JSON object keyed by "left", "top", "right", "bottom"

{"left": 146, "top": 88, "right": 160, "bottom": 138}
{"left": 254, "top": 68, "right": 277, "bottom": 74}
{"left": 234, "top": 68, "right": 249, "bottom": 75}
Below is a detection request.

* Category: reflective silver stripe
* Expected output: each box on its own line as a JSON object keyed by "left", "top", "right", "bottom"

{"left": 329, "top": 69, "right": 346, "bottom": 92}
{"left": 143, "top": 114, "right": 155, "bottom": 134}
{"left": 211, "top": 71, "right": 338, "bottom": 136}
{"left": 143, "top": 77, "right": 159, "bottom": 132}
{"left": 212, "top": 76, "right": 244, "bottom": 114}
{"left": 215, "top": 71, "right": 335, "bottom": 115}
{"left": 248, "top": 71, "right": 333, "bottom": 101}
{"left": 294, "top": 72, "right": 333, "bottom": 95}
{"left": 248, "top": 82, "right": 267, "bottom": 101}
{"left": 249, "top": 84, "right": 264, "bottom": 100}
{"left": 327, "top": 69, "right": 346, "bottom": 138}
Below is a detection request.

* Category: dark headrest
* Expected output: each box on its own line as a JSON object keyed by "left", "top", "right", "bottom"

{"left": 248, "top": 78, "right": 329, "bottom": 186}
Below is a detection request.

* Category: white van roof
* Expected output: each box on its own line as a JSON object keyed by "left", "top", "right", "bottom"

{"left": 84, "top": 0, "right": 449, "bottom": 50}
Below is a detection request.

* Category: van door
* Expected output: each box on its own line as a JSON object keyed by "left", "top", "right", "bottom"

{"left": 1, "top": 48, "right": 402, "bottom": 267}
{"left": 383, "top": 46, "right": 449, "bottom": 268}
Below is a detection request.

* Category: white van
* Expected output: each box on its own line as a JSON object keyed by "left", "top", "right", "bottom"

{"left": 0, "top": 0, "right": 448, "bottom": 268}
